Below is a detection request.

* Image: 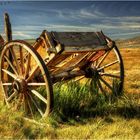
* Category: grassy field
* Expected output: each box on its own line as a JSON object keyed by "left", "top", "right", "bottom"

{"left": 121, "top": 47, "right": 140, "bottom": 95}
{"left": 0, "top": 45, "right": 140, "bottom": 139}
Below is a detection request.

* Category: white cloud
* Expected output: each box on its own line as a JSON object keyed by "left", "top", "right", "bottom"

{"left": 2, "top": 5, "right": 140, "bottom": 40}
{"left": 78, "top": 9, "right": 104, "bottom": 18}
{"left": 111, "top": 31, "right": 140, "bottom": 37}
{"left": 49, "top": 7, "right": 105, "bottom": 21}
{"left": 13, "top": 31, "right": 32, "bottom": 38}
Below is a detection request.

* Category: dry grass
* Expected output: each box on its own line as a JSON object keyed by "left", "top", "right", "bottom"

{"left": 0, "top": 44, "right": 140, "bottom": 139}
{"left": 56, "top": 116, "right": 140, "bottom": 139}
{"left": 120, "top": 48, "right": 140, "bottom": 96}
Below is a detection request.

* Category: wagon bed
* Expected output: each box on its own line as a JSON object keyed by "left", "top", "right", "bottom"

{"left": 0, "top": 13, "right": 124, "bottom": 120}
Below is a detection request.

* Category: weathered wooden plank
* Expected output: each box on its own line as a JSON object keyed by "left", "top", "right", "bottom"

{"left": 52, "top": 70, "right": 85, "bottom": 83}
{"left": 51, "top": 52, "right": 90, "bottom": 75}
{"left": 62, "top": 45, "right": 109, "bottom": 52}
{"left": 47, "top": 53, "right": 71, "bottom": 67}
{"left": 51, "top": 32, "right": 108, "bottom": 49}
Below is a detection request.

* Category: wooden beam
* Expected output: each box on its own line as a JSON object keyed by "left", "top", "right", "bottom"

{"left": 4, "top": 13, "right": 12, "bottom": 43}
{"left": 0, "top": 35, "right": 4, "bottom": 52}
{"left": 51, "top": 70, "right": 85, "bottom": 83}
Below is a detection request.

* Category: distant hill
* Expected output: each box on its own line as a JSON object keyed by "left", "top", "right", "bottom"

{"left": 115, "top": 36, "right": 140, "bottom": 48}
{"left": 25, "top": 39, "right": 35, "bottom": 45}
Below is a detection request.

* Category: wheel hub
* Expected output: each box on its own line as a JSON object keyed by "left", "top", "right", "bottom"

{"left": 13, "top": 78, "right": 27, "bottom": 93}
{"left": 85, "top": 66, "right": 99, "bottom": 78}
{"left": 85, "top": 64, "right": 105, "bottom": 78}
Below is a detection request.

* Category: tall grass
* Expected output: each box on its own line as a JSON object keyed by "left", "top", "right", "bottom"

{"left": 51, "top": 80, "right": 139, "bottom": 121}
{"left": 53, "top": 81, "right": 104, "bottom": 119}
{"left": 0, "top": 80, "right": 139, "bottom": 139}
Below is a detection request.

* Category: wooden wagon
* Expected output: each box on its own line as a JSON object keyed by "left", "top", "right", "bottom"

{"left": 0, "top": 13, "right": 124, "bottom": 119}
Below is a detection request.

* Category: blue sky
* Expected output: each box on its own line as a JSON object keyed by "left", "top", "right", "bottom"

{"left": 0, "top": 1, "right": 140, "bottom": 40}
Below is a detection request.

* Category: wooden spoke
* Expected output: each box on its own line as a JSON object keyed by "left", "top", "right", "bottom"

{"left": 4, "top": 55, "right": 18, "bottom": 75}
{"left": 7, "top": 91, "right": 17, "bottom": 102}
{"left": 97, "top": 79, "right": 107, "bottom": 96}
{"left": 23, "top": 94, "right": 29, "bottom": 114}
{"left": 90, "top": 79, "right": 98, "bottom": 93}
{"left": 106, "top": 71, "right": 120, "bottom": 74}
{"left": 28, "top": 93, "right": 44, "bottom": 117}
{"left": 26, "top": 65, "right": 39, "bottom": 82}
{"left": 98, "top": 60, "right": 119, "bottom": 71}
{"left": 24, "top": 53, "right": 31, "bottom": 78}
{"left": 11, "top": 93, "right": 24, "bottom": 111}
{"left": 97, "top": 51, "right": 110, "bottom": 67}
{"left": 9, "top": 47, "right": 20, "bottom": 74}
{"left": 26, "top": 95, "right": 34, "bottom": 118}
{"left": 99, "top": 72, "right": 120, "bottom": 78}
{"left": 19, "top": 46, "right": 24, "bottom": 74}
{"left": 74, "top": 76, "right": 85, "bottom": 82}
{"left": 2, "top": 83, "right": 12, "bottom": 86}
{"left": 99, "top": 76, "right": 113, "bottom": 91}
{"left": 28, "top": 83, "right": 46, "bottom": 86}
{"left": 31, "top": 90, "right": 47, "bottom": 104}
{"left": 93, "top": 59, "right": 98, "bottom": 67}
{"left": 2, "top": 69, "right": 18, "bottom": 79}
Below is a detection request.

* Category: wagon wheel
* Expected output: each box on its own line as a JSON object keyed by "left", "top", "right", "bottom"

{"left": 87, "top": 44, "right": 124, "bottom": 96}
{"left": 0, "top": 40, "right": 53, "bottom": 120}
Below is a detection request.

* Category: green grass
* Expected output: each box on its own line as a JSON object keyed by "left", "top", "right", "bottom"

{"left": 52, "top": 81, "right": 139, "bottom": 119}
{"left": 0, "top": 81, "right": 139, "bottom": 139}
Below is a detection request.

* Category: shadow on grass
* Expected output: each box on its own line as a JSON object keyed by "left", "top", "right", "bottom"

{"left": 51, "top": 81, "right": 140, "bottom": 122}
